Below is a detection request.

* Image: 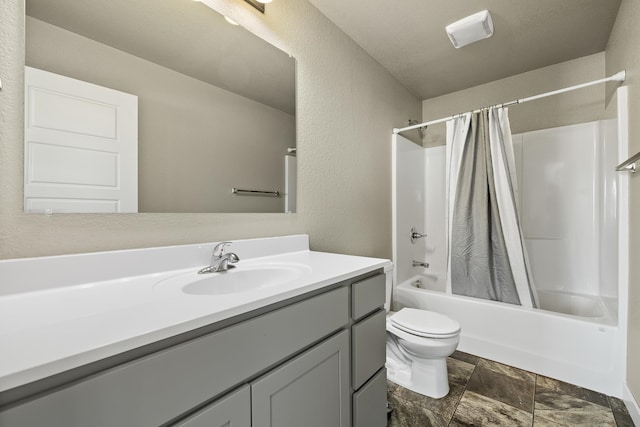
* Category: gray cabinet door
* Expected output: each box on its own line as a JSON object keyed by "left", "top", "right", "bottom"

{"left": 173, "top": 385, "right": 250, "bottom": 427}
{"left": 352, "top": 309, "right": 386, "bottom": 389}
{"left": 353, "top": 368, "right": 387, "bottom": 427}
{"left": 251, "top": 330, "right": 350, "bottom": 427}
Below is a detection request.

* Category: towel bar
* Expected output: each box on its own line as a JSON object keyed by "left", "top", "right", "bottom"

{"left": 232, "top": 188, "right": 280, "bottom": 197}
{"left": 616, "top": 151, "right": 640, "bottom": 173}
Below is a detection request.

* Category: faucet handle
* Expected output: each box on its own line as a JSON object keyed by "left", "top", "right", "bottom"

{"left": 410, "top": 227, "right": 427, "bottom": 244}
{"left": 213, "top": 241, "right": 232, "bottom": 257}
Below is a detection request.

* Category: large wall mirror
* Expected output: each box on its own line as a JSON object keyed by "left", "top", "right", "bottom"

{"left": 24, "top": 0, "right": 296, "bottom": 213}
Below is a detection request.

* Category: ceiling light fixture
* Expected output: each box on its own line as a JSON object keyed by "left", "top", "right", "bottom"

{"left": 445, "top": 10, "right": 494, "bottom": 49}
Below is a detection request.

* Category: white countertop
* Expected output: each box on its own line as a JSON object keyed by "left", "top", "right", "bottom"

{"left": 0, "top": 236, "right": 390, "bottom": 393}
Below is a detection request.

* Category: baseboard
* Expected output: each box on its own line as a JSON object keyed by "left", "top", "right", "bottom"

{"left": 623, "top": 383, "right": 640, "bottom": 426}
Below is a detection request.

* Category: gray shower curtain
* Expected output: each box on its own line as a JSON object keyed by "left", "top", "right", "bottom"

{"left": 445, "top": 108, "right": 538, "bottom": 307}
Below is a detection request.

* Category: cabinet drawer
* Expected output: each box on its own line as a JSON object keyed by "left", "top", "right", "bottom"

{"left": 0, "top": 287, "right": 349, "bottom": 427}
{"left": 351, "top": 274, "right": 385, "bottom": 321}
{"left": 172, "top": 385, "right": 250, "bottom": 427}
{"left": 352, "top": 309, "right": 386, "bottom": 390}
{"left": 353, "top": 368, "right": 387, "bottom": 427}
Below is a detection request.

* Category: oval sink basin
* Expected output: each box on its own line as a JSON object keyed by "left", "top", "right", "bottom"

{"left": 155, "top": 263, "right": 311, "bottom": 296}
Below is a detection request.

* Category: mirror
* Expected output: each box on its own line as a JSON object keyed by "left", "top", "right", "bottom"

{"left": 24, "top": 0, "right": 296, "bottom": 213}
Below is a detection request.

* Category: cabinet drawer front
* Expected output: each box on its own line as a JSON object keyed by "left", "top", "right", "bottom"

{"left": 173, "top": 385, "right": 250, "bottom": 427}
{"left": 351, "top": 274, "right": 385, "bottom": 321}
{"left": 353, "top": 368, "right": 387, "bottom": 427}
{"left": 352, "top": 309, "right": 386, "bottom": 390}
{"left": 251, "top": 330, "right": 350, "bottom": 427}
{"left": 0, "top": 287, "right": 349, "bottom": 427}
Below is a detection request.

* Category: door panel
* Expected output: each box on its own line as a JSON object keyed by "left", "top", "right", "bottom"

{"left": 24, "top": 66, "right": 138, "bottom": 213}
{"left": 251, "top": 331, "right": 350, "bottom": 427}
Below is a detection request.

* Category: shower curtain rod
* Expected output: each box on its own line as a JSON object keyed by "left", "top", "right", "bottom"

{"left": 393, "top": 70, "right": 626, "bottom": 134}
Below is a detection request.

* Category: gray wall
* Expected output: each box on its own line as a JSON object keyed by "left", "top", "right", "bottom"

{"left": 0, "top": 0, "right": 421, "bottom": 259}
{"left": 26, "top": 17, "right": 294, "bottom": 214}
{"left": 605, "top": 0, "right": 640, "bottom": 407}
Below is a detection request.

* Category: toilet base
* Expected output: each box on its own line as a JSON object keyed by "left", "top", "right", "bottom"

{"left": 386, "top": 355, "right": 450, "bottom": 399}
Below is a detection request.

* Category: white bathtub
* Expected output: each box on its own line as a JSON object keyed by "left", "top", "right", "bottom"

{"left": 393, "top": 273, "right": 624, "bottom": 397}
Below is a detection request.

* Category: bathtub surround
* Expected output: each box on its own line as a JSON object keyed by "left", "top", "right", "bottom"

{"left": 513, "top": 120, "right": 620, "bottom": 298}
{"left": 393, "top": 95, "right": 629, "bottom": 400}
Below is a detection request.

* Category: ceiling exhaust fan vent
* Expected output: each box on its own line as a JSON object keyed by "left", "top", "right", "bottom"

{"left": 446, "top": 10, "right": 494, "bottom": 49}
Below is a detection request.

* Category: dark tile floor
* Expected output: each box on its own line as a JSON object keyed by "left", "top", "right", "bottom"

{"left": 387, "top": 351, "right": 635, "bottom": 427}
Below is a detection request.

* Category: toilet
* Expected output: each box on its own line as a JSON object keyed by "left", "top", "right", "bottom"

{"left": 384, "top": 271, "right": 461, "bottom": 398}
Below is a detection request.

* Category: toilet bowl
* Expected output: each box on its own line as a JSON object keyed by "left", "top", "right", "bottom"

{"left": 386, "top": 307, "right": 461, "bottom": 398}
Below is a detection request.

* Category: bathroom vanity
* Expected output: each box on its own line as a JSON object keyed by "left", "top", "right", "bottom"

{"left": 0, "top": 235, "right": 389, "bottom": 427}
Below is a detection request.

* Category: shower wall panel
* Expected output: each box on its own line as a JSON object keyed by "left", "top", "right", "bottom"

{"left": 424, "top": 146, "right": 447, "bottom": 276}
{"left": 519, "top": 122, "right": 601, "bottom": 295}
{"left": 392, "top": 135, "right": 426, "bottom": 287}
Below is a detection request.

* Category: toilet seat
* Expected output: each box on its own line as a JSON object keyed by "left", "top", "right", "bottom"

{"left": 390, "top": 308, "right": 460, "bottom": 339}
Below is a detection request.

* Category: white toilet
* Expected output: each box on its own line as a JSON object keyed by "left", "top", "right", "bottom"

{"left": 384, "top": 272, "right": 461, "bottom": 398}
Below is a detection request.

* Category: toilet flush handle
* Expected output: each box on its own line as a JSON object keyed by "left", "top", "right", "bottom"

{"left": 410, "top": 227, "right": 426, "bottom": 244}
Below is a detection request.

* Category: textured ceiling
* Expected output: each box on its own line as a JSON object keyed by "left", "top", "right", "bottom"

{"left": 26, "top": 0, "right": 296, "bottom": 114}
{"left": 307, "top": 0, "right": 622, "bottom": 100}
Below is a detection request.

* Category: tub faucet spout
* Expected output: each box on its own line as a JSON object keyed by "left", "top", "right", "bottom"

{"left": 412, "top": 260, "right": 429, "bottom": 268}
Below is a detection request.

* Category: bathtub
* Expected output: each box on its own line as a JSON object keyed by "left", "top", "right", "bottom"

{"left": 393, "top": 273, "right": 624, "bottom": 397}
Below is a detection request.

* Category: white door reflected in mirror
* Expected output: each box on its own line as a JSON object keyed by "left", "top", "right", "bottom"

{"left": 24, "top": 66, "right": 138, "bottom": 213}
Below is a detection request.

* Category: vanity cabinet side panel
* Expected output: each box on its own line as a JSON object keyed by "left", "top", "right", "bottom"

{"left": 0, "top": 287, "right": 349, "bottom": 427}
{"left": 251, "top": 330, "right": 350, "bottom": 427}
{"left": 172, "top": 384, "right": 250, "bottom": 427}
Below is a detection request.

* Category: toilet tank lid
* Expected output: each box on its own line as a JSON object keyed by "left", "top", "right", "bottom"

{"left": 390, "top": 308, "right": 460, "bottom": 336}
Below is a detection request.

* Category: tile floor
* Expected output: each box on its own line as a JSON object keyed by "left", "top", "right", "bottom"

{"left": 387, "top": 351, "right": 635, "bottom": 427}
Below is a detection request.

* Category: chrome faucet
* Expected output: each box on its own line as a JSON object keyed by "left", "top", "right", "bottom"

{"left": 198, "top": 242, "right": 240, "bottom": 274}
